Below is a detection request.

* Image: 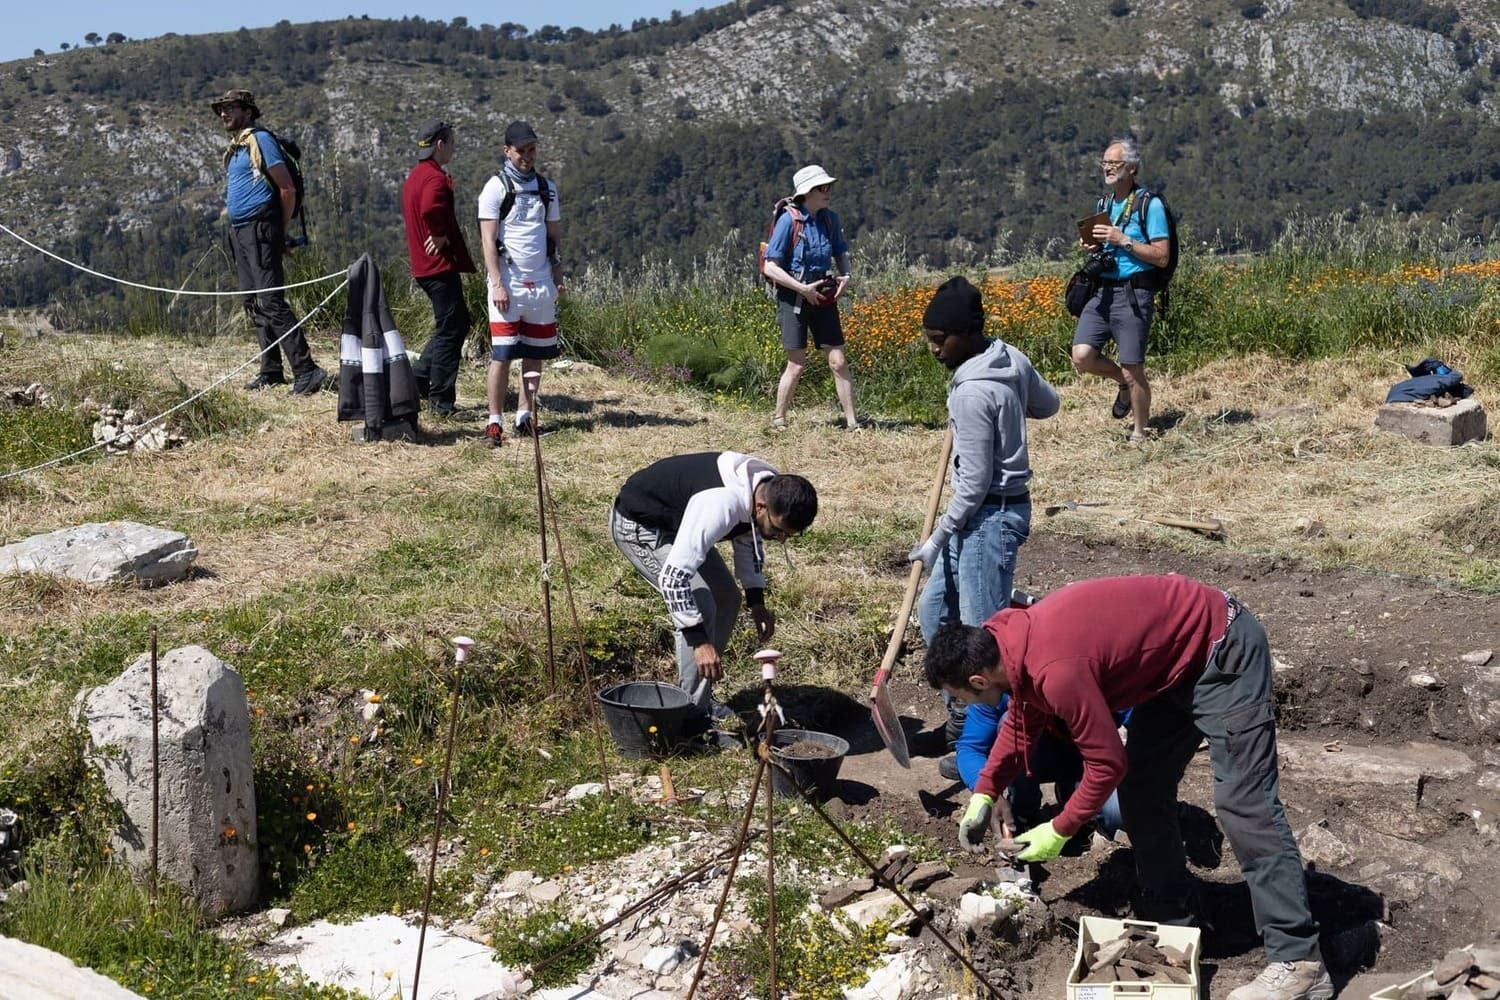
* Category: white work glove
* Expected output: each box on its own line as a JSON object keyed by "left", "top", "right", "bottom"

{"left": 908, "top": 537, "right": 941, "bottom": 572}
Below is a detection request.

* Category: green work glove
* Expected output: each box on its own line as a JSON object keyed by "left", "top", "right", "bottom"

{"left": 1014, "top": 820, "right": 1068, "bottom": 862}
{"left": 958, "top": 793, "right": 993, "bottom": 854}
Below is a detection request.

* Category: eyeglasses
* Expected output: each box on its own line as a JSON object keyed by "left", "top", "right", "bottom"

{"left": 924, "top": 330, "right": 954, "bottom": 346}
{"left": 814, "top": 183, "right": 833, "bottom": 193}
{"left": 1099, "top": 159, "right": 1128, "bottom": 170}
{"left": 762, "top": 511, "right": 803, "bottom": 542}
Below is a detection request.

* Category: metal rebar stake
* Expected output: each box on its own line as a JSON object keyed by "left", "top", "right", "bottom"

{"left": 149, "top": 625, "right": 160, "bottom": 917}
{"left": 755, "top": 648, "right": 785, "bottom": 997}
{"left": 539, "top": 454, "right": 612, "bottom": 796}
{"left": 684, "top": 754, "right": 768, "bottom": 999}
{"left": 412, "top": 635, "right": 473, "bottom": 1000}
{"left": 522, "top": 370, "right": 558, "bottom": 693}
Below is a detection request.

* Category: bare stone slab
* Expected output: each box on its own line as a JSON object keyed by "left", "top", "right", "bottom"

{"left": 0, "top": 521, "right": 196, "bottom": 586}
{"left": 78, "top": 645, "right": 257, "bottom": 915}
{"left": 1279, "top": 736, "right": 1475, "bottom": 792}
{"left": 1375, "top": 398, "right": 1487, "bottom": 446}
{"left": 0, "top": 934, "right": 147, "bottom": 999}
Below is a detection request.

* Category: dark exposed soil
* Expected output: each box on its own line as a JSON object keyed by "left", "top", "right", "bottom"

{"left": 773, "top": 531, "right": 1500, "bottom": 998}
{"left": 776, "top": 740, "right": 840, "bottom": 759}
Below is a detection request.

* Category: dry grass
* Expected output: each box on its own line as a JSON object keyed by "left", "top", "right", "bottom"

{"left": 1, "top": 334, "right": 1496, "bottom": 655}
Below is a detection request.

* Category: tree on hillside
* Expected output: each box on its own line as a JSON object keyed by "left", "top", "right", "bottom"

{"left": 107, "top": 32, "right": 126, "bottom": 45}
{"left": 86, "top": 32, "right": 101, "bottom": 47}
{"left": 59, "top": 42, "right": 70, "bottom": 50}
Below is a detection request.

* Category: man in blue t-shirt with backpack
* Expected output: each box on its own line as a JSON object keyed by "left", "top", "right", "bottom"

{"left": 1073, "top": 137, "right": 1169, "bottom": 444}
{"left": 212, "top": 89, "right": 328, "bottom": 396}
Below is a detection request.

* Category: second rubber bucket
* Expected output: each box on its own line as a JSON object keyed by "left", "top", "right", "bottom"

{"left": 768, "top": 728, "right": 850, "bottom": 800}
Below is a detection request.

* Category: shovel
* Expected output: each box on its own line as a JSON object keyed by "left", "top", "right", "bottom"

{"left": 869, "top": 426, "right": 954, "bottom": 769}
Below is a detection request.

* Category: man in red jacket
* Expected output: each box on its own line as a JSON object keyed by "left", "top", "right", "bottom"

{"left": 923, "top": 575, "right": 1331, "bottom": 1000}
{"left": 402, "top": 120, "right": 476, "bottom": 417}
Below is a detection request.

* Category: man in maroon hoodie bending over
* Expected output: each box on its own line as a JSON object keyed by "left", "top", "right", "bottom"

{"left": 923, "top": 574, "right": 1331, "bottom": 1000}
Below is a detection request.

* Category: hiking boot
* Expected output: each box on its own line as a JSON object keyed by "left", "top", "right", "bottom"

{"left": 289, "top": 366, "right": 330, "bottom": 396}
{"left": 1111, "top": 382, "right": 1132, "bottom": 419}
{"left": 938, "top": 753, "right": 961, "bottom": 782}
{"left": 243, "top": 373, "right": 285, "bottom": 391}
{"left": 1226, "top": 960, "right": 1333, "bottom": 1000}
{"left": 484, "top": 423, "right": 504, "bottom": 449}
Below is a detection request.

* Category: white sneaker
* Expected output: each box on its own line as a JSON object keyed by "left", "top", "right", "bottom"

{"left": 1226, "top": 960, "right": 1334, "bottom": 1000}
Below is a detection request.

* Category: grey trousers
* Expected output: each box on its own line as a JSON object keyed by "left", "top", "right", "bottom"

{"left": 228, "top": 212, "right": 316, "bottom": 379}
{"left": 1117, "top": 605, "right": 1322, "bottom": 963}
{"left": 609, "top": 507, "right": 740, "bottom": 712}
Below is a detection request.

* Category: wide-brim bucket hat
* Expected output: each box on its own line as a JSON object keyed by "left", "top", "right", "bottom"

{"left": 792, "top": 164, "right": 836, "bottom": 197}
{"left": 209, "top": 89, "right": 261, "bottom": 120}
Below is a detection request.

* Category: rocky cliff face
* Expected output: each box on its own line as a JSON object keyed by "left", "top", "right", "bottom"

{"left": 0, "top": 0, "right": 1495, "bottom": 289}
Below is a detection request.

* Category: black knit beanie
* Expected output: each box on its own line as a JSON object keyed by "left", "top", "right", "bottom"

{"left": 922, "top": 276, "right": 985, "bottom": 335}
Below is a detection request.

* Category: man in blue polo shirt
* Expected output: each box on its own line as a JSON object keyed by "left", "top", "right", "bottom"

{"left": 212, "top": 89, "right": 328, "bottom": 396}
{"left": 1073, "top": 137, "right": 1169, "bottom": 444}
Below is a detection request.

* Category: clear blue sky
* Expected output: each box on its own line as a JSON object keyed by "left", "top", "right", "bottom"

{"left": 4, "top": 2, "right": 709, "bottom": 63}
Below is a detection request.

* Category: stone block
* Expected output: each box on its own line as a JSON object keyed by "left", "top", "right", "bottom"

{"left": 1279, "top": 736, "right": 1474, "bottom": 793}
{"left": 0, "top": 521, "right": 196, "bottom": 586}
{"left": 0, "top": 934, "right": 148, "bottom": 999}
{"left": 78, "top": 645, "right": 257, "bottom": 915}
{"left": 1375, "top": 398, "right": 1486, "bottom": 446}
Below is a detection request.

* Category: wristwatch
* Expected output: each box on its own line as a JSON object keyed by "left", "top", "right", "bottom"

{"left": 1123, "top": 239, "right": 1135, "bottom": 254}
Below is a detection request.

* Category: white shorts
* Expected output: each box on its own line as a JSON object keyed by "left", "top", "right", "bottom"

{"left": 488, "top": 264, "right": 559, "bottom": 361}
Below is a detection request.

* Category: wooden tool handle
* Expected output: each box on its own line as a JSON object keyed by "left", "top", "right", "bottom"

{"left": 874, "top": 427, "right": 954, "bottom": 683}
{"left": 1144, "top": 514, "right": 1224, "bottom": 534}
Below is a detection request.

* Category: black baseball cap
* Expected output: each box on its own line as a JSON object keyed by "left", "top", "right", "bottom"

{"left": 504, "top": 120, "right": 539, "bottom": 148}
{"left": 415, "top": 120, "right": 452, "bottom": 159}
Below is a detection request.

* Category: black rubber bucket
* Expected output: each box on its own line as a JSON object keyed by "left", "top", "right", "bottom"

{"left": 769, "top": 729, "right": 850, "bottom": 800}
{"left": 597, "top": 681, "right": 693, "bottom": 759}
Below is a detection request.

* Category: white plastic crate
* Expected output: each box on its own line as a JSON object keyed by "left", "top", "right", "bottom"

{"left": 1067, "top": 916, "right": 1201, "bottom": 1000}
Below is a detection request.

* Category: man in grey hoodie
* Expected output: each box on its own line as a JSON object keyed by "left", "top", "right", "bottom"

{"left": 909, "top": 276, "right": 1060, "bottom": 778}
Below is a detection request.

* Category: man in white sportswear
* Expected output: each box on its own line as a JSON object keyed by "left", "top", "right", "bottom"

{"left": 476, "top": 120, "right": 563, "bottom": 447}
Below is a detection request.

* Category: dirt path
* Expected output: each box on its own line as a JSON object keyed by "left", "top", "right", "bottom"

{"left": 802, "top": 532, "right": 1500, "bottom": 997}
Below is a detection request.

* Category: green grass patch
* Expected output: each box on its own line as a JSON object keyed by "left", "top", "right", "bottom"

{"left": 712, "top": 876, "right": 891, "bottom": 1000}
{"left": 0, "top": 404, "right": 90, "bottom": 473}
{"left": 287, "top": 833, "right": 419, "bottom": 923}
{"left": 486, "top": 904, "right": 599, "bottom": 988}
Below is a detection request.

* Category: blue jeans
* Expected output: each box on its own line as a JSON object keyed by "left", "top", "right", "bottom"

{"left": 917, "top": 501, "right": 1031, "bottom": 741}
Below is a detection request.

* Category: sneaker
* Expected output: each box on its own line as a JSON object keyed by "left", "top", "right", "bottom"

{"left": 1111, "top": 382, "right": 1132, "bottom": 419}
{"left": 484, "top": 423, "right": 504, "bottom": 449}
{"left": 514, "top": 413, "right": 546, "bottom": 436}
{"left": 708, "top": 699, "right": 739, "bottom": 724}
{"left": 1226, "top": 960, "right": 1334, "bottom": 1000}
{"left": 937, "top": 753, "right": 960, "bottom": 782}
{"left": 243, "top": 373, "right": 285, "bottom": 391}
{"left": 289, "top": 366, "right": 330, "bottom": 396}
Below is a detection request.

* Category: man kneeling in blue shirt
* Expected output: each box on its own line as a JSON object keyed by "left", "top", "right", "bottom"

{"left": 952, "top": 693, "right": 1128, "bottom": 845}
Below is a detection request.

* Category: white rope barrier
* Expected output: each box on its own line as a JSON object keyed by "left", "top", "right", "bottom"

{"left": 0, "top": 222, "right": 346, "bottom": 295}
{"left": 0, "top": 276, "right": 351, "bottom": 482}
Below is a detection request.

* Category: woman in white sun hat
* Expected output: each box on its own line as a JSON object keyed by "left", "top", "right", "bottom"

{"left": 760, "top": 163, "right": 860, "bottom": 431}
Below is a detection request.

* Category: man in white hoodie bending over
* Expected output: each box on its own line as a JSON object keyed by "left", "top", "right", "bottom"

{"left": 610, "top": 453, "right": 818, "bottom": 721}
{"left": 908, "top": 276, "right": 1060, "bottom": 780}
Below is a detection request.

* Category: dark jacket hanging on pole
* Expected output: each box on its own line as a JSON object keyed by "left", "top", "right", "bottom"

{"left": 337, "top": 253, "right": 420, "bottom": 438}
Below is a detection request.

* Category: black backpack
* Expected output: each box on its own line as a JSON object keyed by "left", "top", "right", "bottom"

{"left": 494, "top": 171, "right": 554, "bottom": 260}
{"left": 1097, "top": 188, "right": 1180, "bottom": 314}
{"left": 226, "top": 126, "right": 309, "bottom": 242}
